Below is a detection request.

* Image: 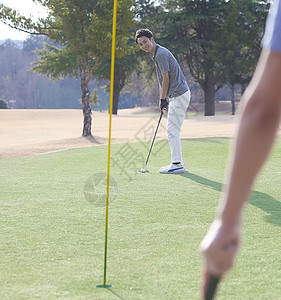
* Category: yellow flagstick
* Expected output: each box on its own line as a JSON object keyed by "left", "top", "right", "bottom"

{"left": 97, "top": 0, "right": 117, "bottom": 289}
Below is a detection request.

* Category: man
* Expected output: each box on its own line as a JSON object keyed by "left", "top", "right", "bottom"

{"left": 200, "top": 0, "right": 281, "bottom": 297}
{"left": 135, "top": 28, "right": 191, "bottom": 174}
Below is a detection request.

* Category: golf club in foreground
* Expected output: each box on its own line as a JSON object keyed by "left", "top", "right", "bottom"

{"left": 139, "top": 111, "right": 163, "bottom": 173}
{"left": 204, "top": 274, "right": 221, "bottom": 300}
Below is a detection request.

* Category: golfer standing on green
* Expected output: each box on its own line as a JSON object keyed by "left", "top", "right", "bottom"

{"left": 135, "top": 28, "right": 191, "bottom": 174}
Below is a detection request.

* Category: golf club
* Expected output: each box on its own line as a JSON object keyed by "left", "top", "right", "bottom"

{"left": 139, "top": 111, "right": 163, "bottom": 173}
{"left": 204, "top": 274, "right": 221, "bottom": 300}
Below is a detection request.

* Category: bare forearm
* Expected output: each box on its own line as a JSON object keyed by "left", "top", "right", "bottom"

{"left": 218, "top": 50, "right": 281, "bottom": 224}
{"left": 161, "top": 72, "right": 169, "bottom": 99}
{"left": 200, "top": 3, "right": 281, "bottom": 283}
{"left": 219, "top": 106, "right": 280, "bottom": 223}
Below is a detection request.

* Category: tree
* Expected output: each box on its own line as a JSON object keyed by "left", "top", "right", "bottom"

{"left": 93, "top": 0, "right": 162, "bottom": 115}
{"left": 0, "top": 99, "right": 8, "bottom": 109}
{"left": 159, "top": 0, "right": 269, "bottom": 116}
{"left": 0, "top": 0, "right": 135, "bottom": 136}
{"left": 128, "top": 0, "right": 168, "bottom": 107}
{"left": 126, "top": 58, "right": 159, "bottom": 107}
{"left": 94, "top": 51, "right": 139, "bottom": 115}
{"left": 22, "top": 35, "right": 45, "bottom": 53}
{"left": 0, "top": 39, "right": 41, "bottom": 108}
{"left": 212, "top": 0, "right": 269, "bottom": 114}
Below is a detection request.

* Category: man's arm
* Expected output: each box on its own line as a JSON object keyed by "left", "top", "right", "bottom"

{"left": 200, "top": 49, "right": 281, "bottom": 288}
{"left": 219, "top": 49, "right": 281, "bottom": 226}
{"left": 160, "top": 72, "right": 169, "bottom": 99}
{"left": 159, "top": 72, "right": 169, "bottom": 112}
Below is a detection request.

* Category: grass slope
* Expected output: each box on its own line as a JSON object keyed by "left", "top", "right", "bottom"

{"left": 0, "top": 138, "right": 280, "bottom": 299}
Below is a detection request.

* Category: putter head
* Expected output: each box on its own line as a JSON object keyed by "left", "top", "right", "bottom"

{"left": 139, "top": 168, "right": 149, "bottom": 173}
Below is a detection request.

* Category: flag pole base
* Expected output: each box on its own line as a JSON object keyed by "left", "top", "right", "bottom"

{"left": 96, "top": 284, "right": 112, "bottom": 288}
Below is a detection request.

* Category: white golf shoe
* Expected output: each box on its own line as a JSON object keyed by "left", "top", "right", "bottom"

{"left": 159, "top": 163, "right": 185, "bottom": 174}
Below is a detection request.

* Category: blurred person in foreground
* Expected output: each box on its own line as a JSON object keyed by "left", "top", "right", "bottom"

{"left": 200, "top": 0, "right": 281, "bottom": 296}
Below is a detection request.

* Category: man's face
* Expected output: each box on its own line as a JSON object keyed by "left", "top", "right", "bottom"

{"left": 137, "top": 36, "right": 155, "bottom": 53}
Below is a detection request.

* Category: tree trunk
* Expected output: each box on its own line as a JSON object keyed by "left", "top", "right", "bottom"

{"left": 112, "top": 78, "right": 123, "bottom": 115}
{"left": 231, "top": 85, "right": 236, "bottom": 115}
{"left": 241, "top": 84, "right": 246, "bottom": 96}
{"left": 203, "top": 75, "right": 216, "bottom": 116}
{"left": 81, "top": 84, "right": 92, "bottom": 136}
{"left": 79, "top": 63, "right": 92, "bottom": 136}
{"left": 112, "top": 88, "right": 119, "bottom": 115}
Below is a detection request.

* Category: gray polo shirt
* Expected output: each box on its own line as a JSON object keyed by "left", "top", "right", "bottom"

{"left": 262, "top": 0, "right": 281, "bottom": 53}
{"left": 152, "top": 45, "right": 189, "bottom": 98}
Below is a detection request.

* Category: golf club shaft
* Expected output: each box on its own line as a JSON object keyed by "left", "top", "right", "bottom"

{"left": 145, "top": 111, "right": 163, "bottom": 167}
{"left": 205, "top": 275, "right": 220, "bottom": 300}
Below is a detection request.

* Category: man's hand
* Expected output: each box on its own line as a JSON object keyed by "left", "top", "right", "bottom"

{"left": 160, "top": 98, "right": 169, "bottom": 112}
{"left": 200, "top": 219, "right": 241, "bottom": 297}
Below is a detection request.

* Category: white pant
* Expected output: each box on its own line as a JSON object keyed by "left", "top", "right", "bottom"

{"left": 167, "top": 90, "right": 191, "bottom": 163}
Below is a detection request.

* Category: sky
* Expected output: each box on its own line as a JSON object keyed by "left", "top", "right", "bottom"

{"left": 0, "top": 0, "right": 48, "bottom": 40}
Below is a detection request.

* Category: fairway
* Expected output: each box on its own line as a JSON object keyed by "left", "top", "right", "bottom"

{"left": 0, "top": 137, "right": 280, "bottom": 299}
{"left": 0, "top": 108, "right": 237, "bottom": 159}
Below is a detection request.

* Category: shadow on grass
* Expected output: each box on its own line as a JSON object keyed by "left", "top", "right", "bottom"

{"left": 95, "top": 285, "right": 126, "bottom": 299}
{"left": 67, "top": 281, "right": 127, "bottom": 300}
{"left": 180, "top": 172, "right": 281, "bottom": 227}
{"left": 251, "top": 191, "right": 281, "bottom": 227}
{"left": 108, "top": 288, "right": 126, "bottom": 299}
{"left": 180, "top": 172, "right": 222, "bottom": 192}
{"left": 183, "top": 137, "right": 231, "bottom": 144}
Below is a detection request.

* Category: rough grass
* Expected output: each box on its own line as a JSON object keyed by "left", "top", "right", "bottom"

{"left": 0, "top": 137, "right": 280, "bottom": 299}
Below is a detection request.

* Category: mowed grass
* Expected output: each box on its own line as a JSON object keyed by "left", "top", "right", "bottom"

{"left": 0, "top": 137, "right": 280, "bottom": 299}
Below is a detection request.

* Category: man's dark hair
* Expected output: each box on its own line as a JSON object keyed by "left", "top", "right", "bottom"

{"left": 135, "top": 28, "right": 153, "bottom": 44}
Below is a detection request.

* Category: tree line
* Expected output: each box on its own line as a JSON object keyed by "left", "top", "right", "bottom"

{"left": 0, "top": 37, "right": 81, "bottom": 109}
{"left": 0, "top": 37, "right": 153, "bottom": 110}
{"left": 0, "top": 0, "right": 270, "bottom": 136}
{"left": 0, "top": 37, "right": 112, "bottom": 110}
